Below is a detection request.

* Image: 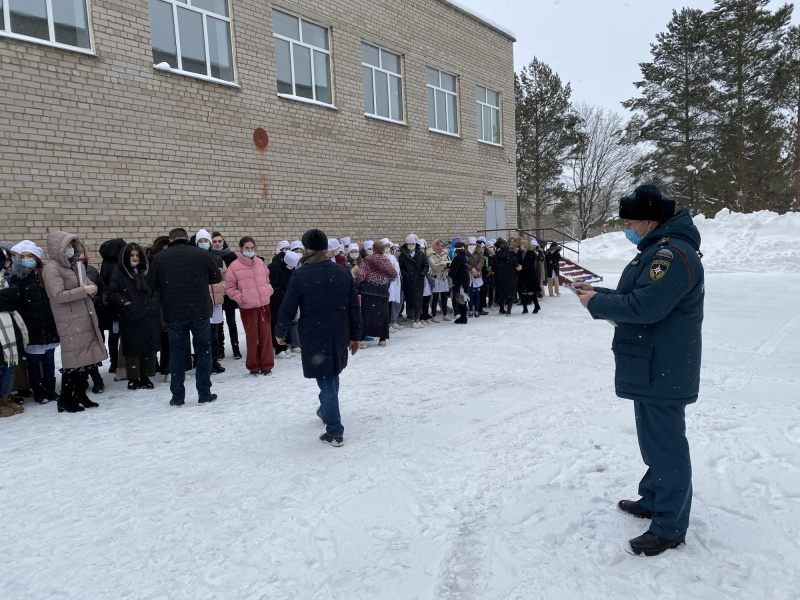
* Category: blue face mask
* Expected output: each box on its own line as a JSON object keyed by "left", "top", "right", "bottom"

{"left": 242, "top": 251, "right": 255, "bottom": 259}
{"left": 11, "top": 257, "right": 20, "bottom": 264}
{"left": 64, "top": 248, "right": 75, "bottom": 259}
{"left": 624, "top": 228, "right": 646, "bottom": 245}
{"left": 197, "top": 243, "right": 210, "bottom": 251}
{"left": 21, "top": 258, "right": 37, "bottom": 269}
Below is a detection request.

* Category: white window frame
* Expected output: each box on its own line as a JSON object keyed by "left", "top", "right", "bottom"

{"left": 426, "top": 67, "right": 459, "bottom": 137}
{"left": 149, "top": 0, "right": 237, "bottom": 86}
{"left": 273, "top": 9, "right": 334, "bottom": 107}
{"left": 476, "top": 85, "right": 502, "bottom": 146}
{"left": 361, "top": 42, "right": 404, "bottom": 125}
{"left": 0, "top": 0, "right": 94, "bottom": 55}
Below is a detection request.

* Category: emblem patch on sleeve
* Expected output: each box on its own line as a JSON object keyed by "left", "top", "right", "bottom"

{"left": 649, "top": 259, "right": 670, "bottom": 281}
{"left": 656, "top": 249, "right": 674, "bottom": 259}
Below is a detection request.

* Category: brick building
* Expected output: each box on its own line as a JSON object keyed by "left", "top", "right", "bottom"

{"left": 0, "top": 0, "right": 516, "bottom": 253}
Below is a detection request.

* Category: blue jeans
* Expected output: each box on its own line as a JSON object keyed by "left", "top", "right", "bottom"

{"left": 288, "top": 320, "right": 300, "bottom": 349}
{"left": 469, "top": 287, "right": 481, "bottom": 312}
{"left": 27, "top": 348, "right": 56, "bottom": 382}
{"left": 168, "top": 317, "right": 212, "bottom": 401}
{"left": 0, "top": 363, "right": 16, "bottom": 395}
{"left": 316, "top": 375, "right": 343, "bottom": 437}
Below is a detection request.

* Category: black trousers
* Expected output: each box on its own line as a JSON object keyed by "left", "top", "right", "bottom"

{"left": 219, "top": 304, "right": 240, "bottom": 352}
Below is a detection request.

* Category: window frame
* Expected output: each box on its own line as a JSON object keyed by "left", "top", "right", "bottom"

{"left": 149, "top": 0, "right": 238, "bottom": 87}
{"left": 476, "top": 85, "right": 502, "bottom": 146}
{"left": 0, "top": 0, "right": 95, "bottom": 55}
{"left": 272, "top": 9, "right": 334, "bottom": 108}
{"left": 426, "top": 67, "right": 460, "bottom": 137}
{"left": 361, "top": 42, "right": 405, "bottom": 125}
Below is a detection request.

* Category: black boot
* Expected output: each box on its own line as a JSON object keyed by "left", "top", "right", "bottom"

{"left": 57, "top": 372, "right": 85, "bottom": 413}
{"left": 506, "top": 301, "right": 513, "bottom": 316}
{"left": 31, "top": 379, "right": 50, "bottom": 404}
{"left": 128, "top": 379, "right": 144, "bottom": 391}
{"left": 455, "top": 304, "right": 468, "bottom": 324}
{"left": 140, "top": 375, "right": 155, "bottom": 390}
{"left": 521, "top": 297, "right": 529, "bottom": 314}
{"left": 232, "top": 344, "right": 242, "bottom": 360}
{"left": 212, "top": 361, "right": 226, "bottom": 374}
{"left": 77, "top": 372, "right": 99, "bottom": 408}
{"left": 43, "top": 376, "right": 60, "bottom": 402}
{"left": 629, "top": 532, "right": 685, "bottom": 556}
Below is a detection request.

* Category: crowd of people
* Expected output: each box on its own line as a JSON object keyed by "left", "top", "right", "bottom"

{"left": 0, "top": 227, "right": 565, "bottom": 420}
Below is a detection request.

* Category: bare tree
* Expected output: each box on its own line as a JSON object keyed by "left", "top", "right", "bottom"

{"left": 560, "top": 105, "right": 639, "bottom": 239}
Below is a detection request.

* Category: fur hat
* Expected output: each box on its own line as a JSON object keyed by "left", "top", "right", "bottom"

{"left": 284, "top": 251, "right": 301, "bottom": 267}
{"left": 619, "top": 184, "right": 676, "bottom": 222}
{"left": 11, "top": 240, "right": 44, "bottom": 259}
{"left": 301, "top": 229, "right": 328, "bottom": 252}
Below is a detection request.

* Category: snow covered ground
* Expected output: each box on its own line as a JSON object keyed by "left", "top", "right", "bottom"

{"left": 2, "top": 210, "right": 800, "bottom": 599}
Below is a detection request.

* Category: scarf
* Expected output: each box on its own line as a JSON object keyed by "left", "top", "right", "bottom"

{"left": 0, "top": 273, "right": 29, "bottom": 365}
{"left": 301, "top": 250, "right": 331, "bottom": 266}
{"left": 355, "top": 254, "right": 397, "bottom": 285}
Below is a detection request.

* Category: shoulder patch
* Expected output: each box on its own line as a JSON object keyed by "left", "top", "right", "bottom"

{"left": 655, "top": 249, "right": 674, "bottom": 259}
{"left": 649, "top": 259, "right": 670, "bottom": 281}
{"left": 630, "top": 259, "right": 640, "bottom": 266}
{"left": 657, "top": 236, "right": 671, "bottom": 246}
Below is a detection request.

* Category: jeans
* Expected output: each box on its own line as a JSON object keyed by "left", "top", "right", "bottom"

{"left": 27, "top": 348, "right": 55, "bottom": 382}
{"left": 168, "top": 317, "right": 212, "bottom": 401}
{"left": 316, "top": 375, "right": 343, "bottom": 437}
{"left": 0, "top": 363, "right": 16, "bottom": 395}
{"left": 288, "top": 320, "right": 300, "bottom": 349}
{"left": 469, "top": 287, "right": 481, "bottom": 313}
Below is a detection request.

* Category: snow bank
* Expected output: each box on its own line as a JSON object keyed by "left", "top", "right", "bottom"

{"left": 581, "top": 209, "right": 800, "bottom": 273}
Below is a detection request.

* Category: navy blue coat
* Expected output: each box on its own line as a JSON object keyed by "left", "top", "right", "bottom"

{"left": 274, "top": 259, "right": 362, "bottom": 379}
{"left": 588, "top": 209, "right": 704, "bottom": 405}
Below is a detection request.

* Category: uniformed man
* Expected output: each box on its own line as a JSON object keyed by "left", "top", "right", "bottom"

{"left": 575, "top": 184, "right": 704, "bottom": 556}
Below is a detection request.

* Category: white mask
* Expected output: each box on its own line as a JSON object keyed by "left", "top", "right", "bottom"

{"left": 468, "top": 245, "right": 477, "bottom": 253}
{"left": 64, "top": 247, "right": 75, "bottom": 259}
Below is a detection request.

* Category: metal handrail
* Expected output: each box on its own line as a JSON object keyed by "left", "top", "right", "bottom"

{"left": 476, "top": 227, "right": 582, "bottom": 262}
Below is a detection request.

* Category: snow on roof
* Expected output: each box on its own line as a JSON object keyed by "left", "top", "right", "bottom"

{"left": 439, "top": 0, "right": 517, "bottom": 41}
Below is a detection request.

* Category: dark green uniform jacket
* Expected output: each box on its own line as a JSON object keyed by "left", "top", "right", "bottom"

{"left": 588, "top": 209, "right": 704, "bottom": 405}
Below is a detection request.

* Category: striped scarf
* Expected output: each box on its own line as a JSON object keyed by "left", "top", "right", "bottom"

{"left": 0, "top": 273, "right": 29, "bottom": 365}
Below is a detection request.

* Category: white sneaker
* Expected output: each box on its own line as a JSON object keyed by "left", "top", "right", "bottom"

{"left": 291, "top": 347, "right": 301, "bottom": 354}
{"left": 389, "top": 326, "right": 397, "bottom": 333}
{"left": 442, "top": 315, "right": 452, "bottom": 321}
{"left": 163, "top": 373, "right": 171, "bottom": 383}
{"left": 432, "top": 316, "right": 442, "bottom": 323}
{"left": 411, "top": 321, "right": 422, "bottom": 329}
{"left": 393, "top": 323, "right": 404, "bottom": 330}
{"left": 277, "top": 351, "right": 292, "bottom": 359}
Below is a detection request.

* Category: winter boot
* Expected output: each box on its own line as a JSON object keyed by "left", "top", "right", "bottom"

{"left": 521, "top": 297, "right": 529, "bottom": 314}
{"left": 57, "top": 372, "right": 85, "bottom": 413}
{"left": 31, "top": 378, "right": 49, "bottom": 404}
{"left": 211, "top": 361, "right": 226, "bottom": 374}
{"left": 506, "top": 301, "right": 513, "bottom": 316}
{"left": 77, "top": 372, "right": 99, "bottom": 408}
{"left": 43, "top": 376, "right": 60, "bottom": 402}
{"left": 0, "top": 401, "right": 16, "bottom": 418}
{"left": 140, "top": 375, "right": 155, "bottom": 390}
{"left": 232, "top": 344, "right": 242, "bottom": 360}
{"left": 629, "top": 532, "right": 685, "bottom": 556}
{"left": 128, "top": 379, "right": 144, "bottom": 391}
{"left": 0, "top": 394, "right": 23, "bottom": 414}
{"left": 454, "top": 304, "right": 468, "bottom": 324}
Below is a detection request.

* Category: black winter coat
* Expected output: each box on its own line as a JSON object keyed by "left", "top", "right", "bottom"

{"left": 493, "top": 250, "right": 519, "bottom": 303}
{"left": 99, "top": 238, "right": 127, "bottom": 322}
{"left": 268, "top": 262, "right": 293, "bottom": 312}
{"left": 545, "top": 248, "right": 561, "bottom": 278}
{"left": 517, "top": 249, "right": 541, "bottom": 294}
{"left": 212, "top": 246, "right": 239, "bottom": 310}
{"left": 9, "top": 264, "right": 59, "bottom": 346}
{"left": 148, "top": 239, "right": 222, "bottom": 321}
{"left": 398, "top": 245, "right": 429, "bottom": 309}
{"left": 85, "top": 262, "right": 112, "bottom": 330}
{"left": 449, "top": 250, "right": 470, "bottom": 295}
{"left": 106, "top": 265, "right": 161, "bottom": 357}
{"left": 274, "top": 258, "right": 362, "bottom": 379}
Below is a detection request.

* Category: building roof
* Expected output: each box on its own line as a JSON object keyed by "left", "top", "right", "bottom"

{"left": 440, "top": 0, "right": 517, "bottom": 42}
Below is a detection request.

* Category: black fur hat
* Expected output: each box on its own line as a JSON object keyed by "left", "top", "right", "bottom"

{"left": 301, "top": 228, "right": 328, "bottom": 252}
{"left": 619, "top": 184, "right": 676, "bottom": 222}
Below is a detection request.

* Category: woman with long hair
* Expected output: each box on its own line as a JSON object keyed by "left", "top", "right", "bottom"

{"left": 354, "top": 241, "right": 397, "bottom": 347}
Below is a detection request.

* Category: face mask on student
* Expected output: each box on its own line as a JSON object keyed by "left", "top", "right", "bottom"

{"left": 21, "top": 258, "right": 37, "bottom": 269}
{"left": 197, "top": 242, "right": 210, "bottom": 251}
{"left": 349, "top": 253, "right": 359, "bottom": 260}
{"left": 64, "top": 248, "right": 75, "bottom": 259}
{"left": 242, "top": 251, "right": 255, "bottom": 259}
{"left": 130, "top": 261, "right": 140, "bottom": 268}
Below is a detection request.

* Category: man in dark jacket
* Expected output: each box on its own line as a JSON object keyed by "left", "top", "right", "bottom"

{"left": 576, "top": 184, "right": 704, "bottom": 556}
{"left": 148, "top": 228, "right": 222, "bottom": 406}
{"left": 274, "top": 229, "right": 362, "bottom": 447}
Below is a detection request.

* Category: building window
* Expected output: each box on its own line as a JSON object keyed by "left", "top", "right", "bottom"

{"left": 361, "top": 43, "right": 403, "bottom": 123}
{"left": 273, "top": 9, "right": 332, "bottom": 105}
{"left": 0, "top": 0, "right": 91, "bottom": 51}
{"left": 476, "top": 86, "right": 501, "bottom": 145}
{"left": 149, "top": 0, "right": 235, "bottom": 83}
{"left": 426, "top": 67, "right": 458, "bottom": 135}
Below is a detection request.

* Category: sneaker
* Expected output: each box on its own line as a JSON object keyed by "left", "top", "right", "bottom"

{"left": 432, "top": 316, "right": 442, "bottom": 323}
{"left": 260, "top": 370, "right": 272, "bottom": 376}
{"left": 319, "top": 432, "right": 344, "bottom": 447}
{"left": 629, "top": 532, "right": 685, "bottom": 556}
{"left": 92, "top": 381, "right": 105, "bottom": 394}
{"left": 479, "top": 310, "right": 489, "bottom": 316}
{"left": 388, "top": 326, "right": 397, "bottom": 333}
{"left": 276, "top": 351, "right": 293, "bottom": 359}
{"left": 163, "top": 373, "right": 171, "bottom": 383}
{"left": 291, "top": 347, "right": 301, "bottom": 354}
{"left": 618, "top": 499, "right": 654, "bottom": 519}
{"left": 198, "top": 394, "right": 217, "bottom": 404}
{"left": 358, "top": 341, "right": 367, "bottom": 349}
{"left": 140, "top": 376, "right": 155, "bottom": 390}
{"left": 378, "top": 340, "right": 387, "bottom": 347}
{"left": 249, "top": 371, "right": 260, "bottom": 376}
{"left": 411, "top": 321, "right": 422, "bottom": 329}
{"left": 393, "top": 323, "right": 404, "bottom": 330}
{"left": 442, "top": 315, "right": 453, "bottom": 322}
{"left": 169, "top": 398, "right": 185, "bottom": 407}
{"left": 316, "top": 406, "right": 326, "bottom": 424}
{"left": 233, "top": 349, "right": 243, "bottom": 360}
{"left": 211, "top": 362, "right": 226, "bottom": 374}
{"left": 127, "top": 379, "right": 143, "bottom": 391}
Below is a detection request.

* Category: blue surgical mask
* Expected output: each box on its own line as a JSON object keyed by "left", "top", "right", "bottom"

{"left": 21, "top": 258, "right": 37, "bottom": 269}
{"left": 242, "top": 251, "right": 255, "bottom": 259}
{"left": 625, "top": 227, "right": 646, "bottom": 245}
{"left": 11, "top": 257, "right": 20, "bottom": 264}
{"left": 197, "top": 243, "right": 210, "bottom": 251}
{"left": 64, "top": 248, "right": 75, "bottom": 259}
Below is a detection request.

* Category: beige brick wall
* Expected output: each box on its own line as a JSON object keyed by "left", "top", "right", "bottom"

{"left": 0, "top": 0, "right": 516, "bottom": 256}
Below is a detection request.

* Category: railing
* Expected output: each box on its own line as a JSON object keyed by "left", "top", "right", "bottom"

{"left": 476, "top": 227, "right": 583, "bottom": 262}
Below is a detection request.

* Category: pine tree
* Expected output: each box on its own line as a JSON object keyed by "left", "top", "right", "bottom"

{"left": 776, "top": 24, "right": 800, "bottom": 211}
{"left": 515, "top": 59, "right": 580, "bottom": 229}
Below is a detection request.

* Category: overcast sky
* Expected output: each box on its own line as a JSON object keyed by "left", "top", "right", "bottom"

{"left": 454, "top": 0, "right": 798, "bottom": 115}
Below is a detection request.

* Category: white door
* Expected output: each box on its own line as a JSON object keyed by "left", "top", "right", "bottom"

{"left": 485, "top": 199, "right": 506, "bottom": 238}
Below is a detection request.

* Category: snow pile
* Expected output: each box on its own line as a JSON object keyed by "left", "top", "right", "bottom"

{"left": 581, "top": 209, "right": 800, "bottom": 273}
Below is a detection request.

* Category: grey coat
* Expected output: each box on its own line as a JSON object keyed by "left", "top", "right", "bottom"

{"left": 42, "top": 231, "right": 108, "bottom": 369}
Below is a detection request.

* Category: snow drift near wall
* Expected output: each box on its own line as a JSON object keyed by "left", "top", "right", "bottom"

{"left": 580, "top": 208, "right": 800, "bottom": 273}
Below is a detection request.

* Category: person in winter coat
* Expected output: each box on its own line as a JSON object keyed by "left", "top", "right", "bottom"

{"left": 81, "top": 252, "right": 107, "bottom": 393}
{"left": 224, "top": 236, "right": 275, "bottom": 376}
{"left": 492, "top": 239, "right": 522, "bottom": 315}
{"left": 105, "top": 242, "right": 162, "bottom": 390}
{"left": 148, "top": 228, "right": 222, "bottom": 406}
{"left": 269, "top": 250, "right": 300, "bottom": 358}
{"left": 427, "top": 239, "right": 451, "bottom": 321}
{"left": 345, "top": 243, "right": 362, "bottom": 273}
{"left": 546, "top": 242, "right": 562, "bottom": 296}
{"left": 517, "top": 239, "right": 542, "bottom": 314}
{"left": 448, "top": 241, "right": 470, "bottom": 324}
{"left": 195, "top": 229, "right": 227, "bottom": 375}
{"left": 211, "top": 232, "right": 242, "bottom": 360}
{"left": 43, "top": 231, "right": 108, "bottom": 413}
{"left": 274, "top": 229, "right": 362, "bottom": 447}
{"left": 8, "top": 240, "right": 60, "bottom": 403}
{"left": 0, "top": 248, "right": 27, "bottom": 418}
{"left": 467, "top": 239, "right": 486, "bottom": 318}
{"left": 98, "top": 238, "right": 127, "bottom": 373}
{"left": 398, "top": 234, "right": 430, "bottom": 328}
{"left": 485, "top": 241, "right": 497, "bottom": 308}
{"left": 382, "top": 240, "right": 403, "bottom": 332}
{"left": 354, "top": 241, "right": 397, "bottom": 347}
{"left": 576, "top": 184, "right": 704, "bottom": 557}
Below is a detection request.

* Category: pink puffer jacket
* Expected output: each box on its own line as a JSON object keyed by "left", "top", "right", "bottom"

{"left": 224, "top": 254, "right": 273, "bottom": 309}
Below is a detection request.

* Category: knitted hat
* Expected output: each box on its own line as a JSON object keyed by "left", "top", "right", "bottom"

{"left": 348, "top": 243, "right": 359, "bottom": 253}
{"left": 405, "top": 234, "right": 417, "bottom": 245}
{"left": 619, "top": 184, "right": 676, "bottom": 222}
{"left": 284, "top": 251, "right": 301, "bottom": 267}
{"left": 290, "top": 240, "right": 304, "bottom": 251}
{"left": 326, "top": 238, "right": 340, "bottom": 253}
{"left": 364, "top": 240, "right": 374, "bottom": 249}
{"left": 277, "top": 240, "right": 290, "bottom": 251}
{"left": 301, "top": 228, "right": 328, "bottom": 252}
{"left": 11, "top": 240, "right": 44, "bottom": 259}
{"left": 195, "top": 229, "right": 212, "bottom": 243}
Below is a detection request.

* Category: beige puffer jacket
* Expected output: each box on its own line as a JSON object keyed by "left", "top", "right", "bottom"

{"left": 427, "top": 250, "right": 450, "bottom": 280}
{"left": 42, "top": 231, "right": 108, "bottom": 369}
{"left": 210, "top": 262, "right": 227, "bottom": 306}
